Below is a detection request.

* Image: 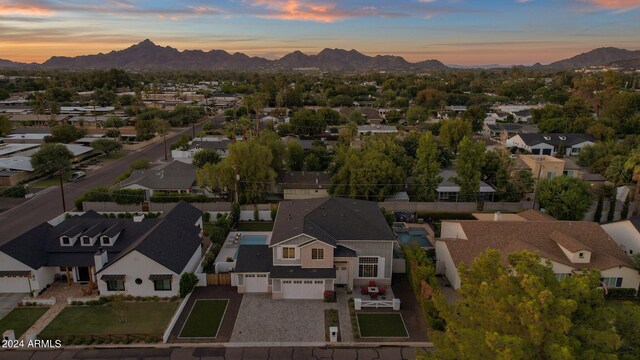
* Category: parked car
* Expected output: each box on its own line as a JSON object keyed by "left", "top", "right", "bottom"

{"left": 68, "top": 171, "right": 86, "bottom": 182}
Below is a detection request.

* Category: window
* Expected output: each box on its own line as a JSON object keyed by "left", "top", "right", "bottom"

{"left": 555, "top": 273, "right": 571, "bottom": 281}
{"left": 358, "top": 257, "right": 379, "bottom": 278}
{"left": 106, "top": 280, "right": 125, "bottom": 291}
{"left": 101, "top": 236, "right": 111, "bottom": 246}
{"left": 61, "top": 236, "right": 70, "bottom": 245}
{"left": 312, "top": 248, "right": 324, "bottom": 260}
{"left": 304, "top": 280, "right": 313, "bottom": 284}
{"left": 135, "top": 278, "right": 143, "bottom": 285}
{"left": 153, "top": 279, "right": 171, "bottom": 291}
{"left": 81, "top": 236, "right": 91, "bottom": 245}
{"left": 546, "top": 172, "right": 556, "bottom": 179}
{"left": 314, "top": 280, "right": 323, "bottom": 284}
{"left": 578, "top": 252, "right": 584, "bottom": 259}
{"left": 282, "top": 247, "right": 295, "bottom": 259}
{"left": 602, "top": 277, "right": 623, "bottom": 288}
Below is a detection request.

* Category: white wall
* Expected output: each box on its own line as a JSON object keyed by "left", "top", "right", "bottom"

{"left": 601, "top": 266, "right": 640, "bottom": 290}
{"left": 98, "top": 250, "right": 179, "bottom": 297}
{"left": 182, "top": 246, "right": 203, "bottom": 274}
{"left": 435, "top": 241, "right": 461, "bottom": 289}
{"left": 602, "top": 221, "right": 640, "bottom": 255}
{"left": 440, "top": 222, "right": 467, "bottom": 240}
{"left": 0, "top": 251, "right": 38, "bottom": 293}
{"left": 239, "top": 210, "right": 272, "bottom": 221}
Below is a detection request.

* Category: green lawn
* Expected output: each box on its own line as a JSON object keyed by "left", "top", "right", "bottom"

{"left": 30, "top": 172, "right": 72, "bottom": 188}
{"left": 237, "top": 222, "right": 274, "bottom": 231}
{"left": 357, "top": 313, "right": 408, "bottom": 338}
{"left": 179, "top": 299, "right": 228, "bottom": 338}
{"left": 40, "top": 302, "right": 178, "bottom": 337}
{"left": 0, "top": 307, "right": 49, "bottom": 338}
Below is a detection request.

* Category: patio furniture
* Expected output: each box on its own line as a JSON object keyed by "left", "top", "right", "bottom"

{"left": 379, "top": 286, "right": 387, "bottom": 296}
{"left": 370, "top": 292, "right": 378, "bottom": 300}
{"left": 360, "top": 286, "right": 369, "bottom": 295}
{"left": 369, "top": 280, "right": 376, "bottom": 287}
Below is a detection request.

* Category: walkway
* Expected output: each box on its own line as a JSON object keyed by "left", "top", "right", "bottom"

{"left": 19, "top": 282, "right": 94, "bottom": 340}
{"left": 335, "top": 287, "right": 353, "bottom": 342}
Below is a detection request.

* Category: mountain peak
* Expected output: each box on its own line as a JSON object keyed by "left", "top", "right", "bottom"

{"left": 136, "top": 39, "right": 157, "bottom": 47}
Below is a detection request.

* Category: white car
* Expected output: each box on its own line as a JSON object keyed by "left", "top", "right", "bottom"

{"left": 68, "top": 171, "right": 86, "bottom": 182}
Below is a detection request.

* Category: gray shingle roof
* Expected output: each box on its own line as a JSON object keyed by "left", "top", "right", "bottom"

{"left": 270, "top": 197, "right": 395, "bottom": 246}
{"left": 119, "top": 160, "right": 196, "bottom": 190}
{"left": 334, "top": 245, "right": 356, "bottom": 257}
{"left": 1, "top": 201, "right": 203, "bottom": 274}
{"left": 280, "top": 171, "right": 331, "bottom": 190}
{"left": 517, "top": 133, "right": 595, "bottom": 147}
{"left": 234, "top": 245, "right": 272, "bottom": 273}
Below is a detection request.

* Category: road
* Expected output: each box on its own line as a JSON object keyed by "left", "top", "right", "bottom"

{"left": 0, "top": 124, "right": 201, "bottom": 243}
{"left": 0, "top": 345, "right": 430, "bottom": 360}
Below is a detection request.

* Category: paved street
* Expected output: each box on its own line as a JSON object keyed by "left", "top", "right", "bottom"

{"left": 0, "top": 123, "right": 204, "bottom": 243}
{"left": 0, "top": 346, "right": 431, "bottom": 360}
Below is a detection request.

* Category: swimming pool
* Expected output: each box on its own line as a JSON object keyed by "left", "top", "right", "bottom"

{"left": 396, "top": 229, "right": 433, "bottom": 248}
{"left": 240, "top": 235, "right": 268, "bottom": 245}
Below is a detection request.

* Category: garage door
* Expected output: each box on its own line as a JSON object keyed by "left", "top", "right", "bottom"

{"left": 0, "top": 276, "right": 31, "bottom": 293}
{"left": 243, "top": 274, "right": 268, "bottom": 293}
{"left": 281, "top": 279, "right": 325, "bottom": 299}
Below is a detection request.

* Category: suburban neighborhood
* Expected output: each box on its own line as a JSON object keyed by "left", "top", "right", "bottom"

{"left": 2, "top": 7, "right": 640, "bottom": 357}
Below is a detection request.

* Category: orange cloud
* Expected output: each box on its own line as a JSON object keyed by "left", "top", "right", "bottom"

{"left": 583, "top": 0, "right": 640, "bottom": 10}
{"left": 0, "top": 4, "right": 54, "bottom": 16}
{"left": 252, "top": 0, "right": 352, "bottom": 22}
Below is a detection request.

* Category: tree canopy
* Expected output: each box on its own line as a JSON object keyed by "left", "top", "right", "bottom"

{"left": 536, "top": 176, "right": 592, "bottom": 220}
{"left": 31, "top": 143, "right": 74, "bottom": 175}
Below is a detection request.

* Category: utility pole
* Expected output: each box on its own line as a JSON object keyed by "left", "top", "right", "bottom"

{"left": 59, "top": 170, "right": 66, "bottom": 213}
{"left": 235, "top": 174, "right": 240, "bottom": 204}
{"left": 531, "top": 162, "right": 544, "bottom": 210}
{"left": 163, "top": 132, "right": 168, "bottom": 161}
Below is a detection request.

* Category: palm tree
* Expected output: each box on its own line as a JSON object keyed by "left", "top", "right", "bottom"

{"left": 624, "top": 148, "right": 640, "bottom": 213}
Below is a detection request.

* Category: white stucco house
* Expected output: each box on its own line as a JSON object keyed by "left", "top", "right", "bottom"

{"left": 601, "top": 216, "right": 640, "bottom": 256}
{"left": 231, "top": 197, "right": 396, "bottom": 299}
{"left": 436, "top": 210, "right": 640, "bottom": 292}
{"left": 0, "top": 201, "right": 204, "bottom": 297}
{"left": 506, "top": 133, "right": 595, "bottom": 157}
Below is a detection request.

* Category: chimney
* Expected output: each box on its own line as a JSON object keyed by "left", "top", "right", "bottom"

{"left": 133, "top": 213, "right": 145, "bottom": 223}
{"left": 94, "top": 248, "right": 108, "bottom": 272}
{"left": 494, "top": 211, "right": 503, "bottom": 222}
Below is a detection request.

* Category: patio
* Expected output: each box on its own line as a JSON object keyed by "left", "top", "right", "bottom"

{"left": 353, "top": 285, "right": 396, "bottom": 301}
{"left": 214, "top": 231, "right": 272, "bottom": 269}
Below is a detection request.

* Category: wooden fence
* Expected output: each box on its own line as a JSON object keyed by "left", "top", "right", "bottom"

{"left": 206, "top": 273, "right": 231, "bottom": 286}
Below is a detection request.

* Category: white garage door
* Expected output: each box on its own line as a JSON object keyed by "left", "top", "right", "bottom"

{"left": 0, "top": 276, "right": 31, "bottom": 293}
{"left": 244, "top": 274, "right": 268, "bottom": 293}
{"left": 281, "top": 279, "right": 325, "bottom": 299}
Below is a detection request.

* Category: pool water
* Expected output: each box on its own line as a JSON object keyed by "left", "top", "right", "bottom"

{"left": 396, "top": 229, "right": 433, "bottom": 248}
{"left": 240, "top": 235, "right": 268, "bottom": 245}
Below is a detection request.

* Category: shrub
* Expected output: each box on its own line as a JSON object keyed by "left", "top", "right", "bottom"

{"left": 253, "top": 209, "right": 259, "bottom": 221}
{"left": 231, "top": 203, "right": 240, "bottom": 225}
{"left": 203, "top": 211, "right": 211, "bottom": 222}
{"left": 150, "top": 192, "right": 212, "bottom": 203}
{"left": 112, "top": 189, "right": 145, "bottom": 204}
{"left": 605, "top": 288, "right": 637, "bottom": 299}
{"left": 179, "top": 272, "right": 198, "bottom": 298}
{"left": 0, "top": 184, "right": 26, "bottom": 198}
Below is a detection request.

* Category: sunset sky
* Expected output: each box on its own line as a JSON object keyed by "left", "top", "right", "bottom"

{"left": 0, "top": 0, "right": 639, "bottom": 65}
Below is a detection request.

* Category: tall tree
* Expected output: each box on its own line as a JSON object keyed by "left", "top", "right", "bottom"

{"left": 287, "top": 141, "right": 305, "bottom": 171}
{"left": 90, "top": 138, "right": 122, "bottom": 156}
{"left": 0, "top": 115, "right": 12, "bottom": 136}
{"left": 453, "top": 137, "right": 485, "bottom": 201}
{"left": 192, "top": 149, "right": 221, "bottom": 168}
{"left": 439, "top": 118, "right": 472, "bottom": 153}
{"left": 413, "top": 132, "right": 442, "bottom": 201}
{"left": 536, "top": 176, "right": 592, "bottom": 220}
{"left": 429, "top": 250, "right": 619, "bottom": 360}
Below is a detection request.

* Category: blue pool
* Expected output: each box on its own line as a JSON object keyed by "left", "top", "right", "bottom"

{"left": 396, "top": 229, "right": 433, "bottom": 248}
{"left": 240, "top": 235, "right": 268, "bottom": 245}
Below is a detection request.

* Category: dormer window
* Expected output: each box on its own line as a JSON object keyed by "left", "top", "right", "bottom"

{"left": 578, "top": 252, "right": 584, "bottom": 259}
{"left": 81, "top": 236, "right": 91, "bottom": 246}
{"left": 559, "top": 136, "right": 566, "bottom": 140}
{"left": 101, "top": 236, "right": 111, "bottom": 246}
{"left": 543, "top": 136, "right": 551, "bottom": 141}
{"left": 61, "top": 236, "right": 71, "bottom": 246}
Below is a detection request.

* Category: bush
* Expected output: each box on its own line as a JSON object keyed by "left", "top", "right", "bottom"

{"left": 0, "top": 184, "right": 26, "bottom": 198}
{"left": 271, "top": 207, "right": 278, "bottom": 221}
{"left": 203, "top": 211, "right": 211, "bottom": 222}
{"left": 231, "top": 203, "right": 240, "bottom": 225}
{"left": 150, "top": 192, "right": 212, "bottom": 203}
{"left": 605, "top": 288, "right": 638, "bottom": 299}
{"left": 112, "top": 189, "right": 145, "bottom": 204}
{"left": 179, "top": 272, "right": 198, "bottom": 298}
{"left": 253, "top": 209, "right": 259, "bottom": 221}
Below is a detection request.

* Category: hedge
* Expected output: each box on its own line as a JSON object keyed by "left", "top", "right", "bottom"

{"left": 404, "top": 245, "right": 445, "bottom": 331}
{"left": 0, "top": 184, "right": 26, "bottom": 198}
{"left": 111, "top": 189, "right": 145, "bottom": 204}
{"left": 605, "top": 288, "right": 638, "bottom": 299}
{"left": 149, "top": 192, "right": 213, "bottom": 203}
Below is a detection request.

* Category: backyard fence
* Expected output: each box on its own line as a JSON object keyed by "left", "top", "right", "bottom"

{"left": 206, "top": 273, "right": 231, "bottom": 286}
{"left": 354, "top": 298, "right": 401, "bottom": 310}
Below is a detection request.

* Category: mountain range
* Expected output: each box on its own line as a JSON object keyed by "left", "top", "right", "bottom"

{"left": 0, "top": 40, "right": 639, "bottom": 71}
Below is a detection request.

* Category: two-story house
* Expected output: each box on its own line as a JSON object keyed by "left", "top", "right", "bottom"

{"left": 436, "top": 211, "right": 640, "bottom": 292}
{"left": 231, "top": 197, "right": 396, "bottom": 299}
{"left": 0, "top": 201, "right": 203, "bottom": 297}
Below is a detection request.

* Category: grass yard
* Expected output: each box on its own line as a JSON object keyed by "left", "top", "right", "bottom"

{"left": 357, "top": 313, "right": 409, "bottom": 338}
{"left": 236, "top": 222, "right": 274, "bottom": 231}
{"left": 179, "top": 299, "right": 228, "bottom": 338}
{"left": 40, "top": 302, "right": 178, "bottom": 337}
{"left": 0, "top": 307, "right": 49, "bottom": 338}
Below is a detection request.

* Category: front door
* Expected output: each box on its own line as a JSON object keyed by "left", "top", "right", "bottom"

{"left": 335, "top": 262, "right": 348, "bottom": 285}
{"left": 76, "top": 267, "right": 90, "bottom": 283}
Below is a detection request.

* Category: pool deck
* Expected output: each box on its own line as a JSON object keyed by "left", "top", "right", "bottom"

{"left": 214, "top": 231, "right": 273, "bottom": 264}
{"left": 394, "top": 222, "right": 435, "bottom": 248}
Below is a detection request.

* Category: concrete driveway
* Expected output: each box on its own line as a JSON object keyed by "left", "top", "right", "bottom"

{"left": 231, "top": 294, "right": 333, "bottom": 343}
{"left": 0, "top": 293, "right": 26, "bottom": 319}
